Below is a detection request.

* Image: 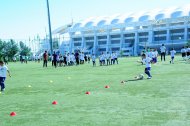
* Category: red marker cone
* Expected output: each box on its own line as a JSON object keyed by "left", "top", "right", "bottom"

{"left": 10, "top": 112, "right": 16, "bottom": 117}
{"left": 105, "top": 85, "right": 110, "bottom": 88}
{"left": 52, "top": 101, "right": 58, "bottom": 105}
{"left": 85, "top": 91, "right": 90, "bottom": 95}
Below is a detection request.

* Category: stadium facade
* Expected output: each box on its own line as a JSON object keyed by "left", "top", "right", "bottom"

{"left": 52, "top": 5, "right": 190, "bottom": 56}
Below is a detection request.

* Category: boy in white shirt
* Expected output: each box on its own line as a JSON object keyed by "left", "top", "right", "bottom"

{"left": 170, "top": 48, "right": 176, "bottom": 64}
{"left": 111, "top": 52, "right": 115, "bottom": 65}
{"left": 92, "top": 54, "right": 96, "bottom": 67}
{"left": 106, "top": 52, "right": 111, "bottom": 66}
{"left": 0, "top": 61, "right": 11, "bottom": 92}
{"left": 181, "top": 47, "right": 186, "bottom": 60}
{"left": 142, "top": 54, "right": 152, "bottom": 79}
{"left": 114, "top": 52, "right": 118, "bottom": 64}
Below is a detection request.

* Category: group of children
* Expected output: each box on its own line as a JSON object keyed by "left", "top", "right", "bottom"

{"left": 41, "top": 50, "right": 119, "bottom": 68}
{"left": 94, "top": 52, "right": 118, "bottom": 67}
{"left": 139, "top": 44, "right": 190, "bottom": 80}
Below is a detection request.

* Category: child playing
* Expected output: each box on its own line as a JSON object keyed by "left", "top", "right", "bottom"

{"left": 0, "top": 61, "right": 11, "bottom": 92}
{"left": 170, "top": 48, "right": 176, "bottom": 64}
{"left": 142, "top": 54, "right": 152, "bottom": 79}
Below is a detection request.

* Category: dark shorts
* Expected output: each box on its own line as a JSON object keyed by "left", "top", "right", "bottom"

{"left": 145, "top": 67, "right": 151, "bottom": 71}
{"left": 187, "top": 52, "right": 190, "bottom": 56}
{"left": 171, "top": 56, "right": 174, "bottom": 60}
{"left": 182, "top": 53, "right": 186, "bottom": 57}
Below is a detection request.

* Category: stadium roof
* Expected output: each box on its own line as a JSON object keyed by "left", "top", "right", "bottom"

{"left": 71, "top": 4, "right": 190, "bottom": 29}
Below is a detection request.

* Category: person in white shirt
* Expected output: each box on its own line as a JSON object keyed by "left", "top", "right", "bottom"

{"left": 142, "top": 54, "right": 152, "bottom": 79}
{"left": 59, "top": 55, "right": 64, "bottom": 67}
{"left": 181, "top": 46, "right": 186, "bottom": 60}
{"left": 66, "top": 53, "right": 70, "bottom": 66}
{"left": 111, "top": 52, "right": 115, "bottom": 65}
{"left": 70, "top": 53, "right": 75, "bottom": 65}
{"left": 106, "top": 52, "right": 111, "bottom": 65}
{"left": 114, "top": 52, "right": 118, "bottom": 64}
{"left": 92, "top": 54, "right": 96, "bottom": 67}
{"left": 170, "top": 48, "right": 176, "bottom": 64}
{"left": 160, "top": 44, "right": 166, "bottom": 61}
{"left": 153, "top": 49, "right": 158, "bottom": 63}
{"left": 80, "top": 52, "right": 85, "bottom": 64}
{"left": 0, "top": 61, "right": 11, "bottom": 92}
{"left": 101, "top": 52, "right": 106, "bottom": 65}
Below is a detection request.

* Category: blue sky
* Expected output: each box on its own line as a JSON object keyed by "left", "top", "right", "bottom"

{"left": 0, "top": 0, "right": 189, "bottom": 40}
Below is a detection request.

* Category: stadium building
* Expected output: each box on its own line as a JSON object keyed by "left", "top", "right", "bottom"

{"left": 53, "top": 5, "right": 190, "bottom": 56}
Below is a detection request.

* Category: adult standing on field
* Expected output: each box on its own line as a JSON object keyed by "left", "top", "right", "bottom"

{"left": 52, "top": 51, "right": 57, "bottom": 68}
{"left": 43, "top": 51, "right": 48, "bottom": 67}
{"left": 160, "top": 44, "right": 166, "bottom": 61}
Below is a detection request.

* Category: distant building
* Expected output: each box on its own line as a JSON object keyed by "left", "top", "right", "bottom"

{"left": 53, "top": 5, "right": 190, "bottom": 56}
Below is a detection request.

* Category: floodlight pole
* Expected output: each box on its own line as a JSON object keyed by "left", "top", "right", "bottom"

{"left": 46, "top": 0, "right": 53, "bottom": 55}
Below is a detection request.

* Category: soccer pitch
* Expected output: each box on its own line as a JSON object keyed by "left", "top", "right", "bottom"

{"left": 0, "top": 56, "right": 190, "bottom": 126}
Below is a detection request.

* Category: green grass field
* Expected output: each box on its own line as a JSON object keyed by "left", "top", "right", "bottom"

{"left": 0, "top": 56, "right": 190, "bottom": 126}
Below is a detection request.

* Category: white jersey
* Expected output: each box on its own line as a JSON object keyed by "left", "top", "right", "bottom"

{"left": 142, "top": 57, "right": 151, "bottom": 68}
{"left": 111, "top": 54, "right": 114, "bottom": 59}
{"left": 0, "top": 65, "right": 8, "bottom": 77}
{"left": 160, "top": 46, "right": 166, "bottom": 53}
{"left": 154, "top": 51, "right": 158, "bottom": 57}
{"left": 92, "top": 55, "right": 96, "bottom": 61}
{"left": 114, "top": 53, "right": 118, "bottom": 58}
{"left": 187, "top": 48, "right": 190, "bottom": 53}
{"left": 80, "top": 54, "right": 84, "bottom": 60}
{"left": 66, "top": 55, "right": 70, "bottom": 62}
{"left": 106, "top": 54, "right": 110, "bottom": 59}
{"left": 70, "top": 54, "right": 75, "bottom": 61}
{"left": 181, "top": 48, "right": 186, "bottom": 53}
{"left": 60, "top": 56, "right": 63, "bottom": 61}
{"left": 170, "top": 50, "right": 176, "bottom": 57}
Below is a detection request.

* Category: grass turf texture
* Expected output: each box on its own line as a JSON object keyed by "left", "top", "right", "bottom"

{"left": 0, "top": 56, "right": 190, "bottom": 126}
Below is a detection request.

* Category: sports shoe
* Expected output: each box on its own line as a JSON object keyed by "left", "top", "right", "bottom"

{"left": 147, "top": 77, "right": 152, "bottom": 79}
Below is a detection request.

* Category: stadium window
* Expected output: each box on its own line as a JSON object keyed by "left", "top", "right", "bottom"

{"left": 98, "top": 41, "right": 107, "bottom": 45}
{"left": 98, "top": 36, "right": 107, "bottom": 40}
{"left": 111, "top": 35, "right": 121, "bottom": 38}
{"left": 154, "top": 30, "right": 167, "bottom": 35}
{"left": 170, "top": 29, "right": 184, "bottom": 34}
{"left": 86, "top": 42, "right": 94, "bottom": 46}
{"left": 73, "top": 38, "right": 82, "bottom": 41}
{"left": 138, "top": 32, "right": 148, "bottom": 36}
{"left": 139, "top": 38, "right": 148, "bottom": 42}
{"left": 154, "top": 36, "right": 166, "bottom": 41}
{"left": 111, "top": 40, "right": 120, "bottom": 44}
{"left": 85, "top": 37, "right": 94, "bottom": 41}
{"left": 99, "top": 48, "right": 106, "bottom": 52}
{"left": 111, "top": 47, "right": 120, "bottom": 51}
{"left": 125, "top": 39, "right": 134, "bottom": 43}
{"left": 188, "top": 28, "right": 190, "bottom": 32}
{"left": 170, "top": 35, "right": 184, "bottom": 40}
{"left": 124, "top": 33, "right": 135, "bottom": 37}
{"left": 74, "top": 42, "right": 82, "bottom": 46}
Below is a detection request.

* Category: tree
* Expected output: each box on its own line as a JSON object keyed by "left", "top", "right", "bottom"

{"left": 4, "top": 39, "right": 19, "bottom": 60}
{"left": 0, "top": 39, "right": 6, "bottom": 60}
{"left": 19, "top": 41, "right": 31, "bottom": 56}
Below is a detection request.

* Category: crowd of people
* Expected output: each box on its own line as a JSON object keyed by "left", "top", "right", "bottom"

{"left": 139, "top": 44, "right": 190, "bottom": 79}
{"left": 42, "top": 51, "right": 119, "bottom": 68}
